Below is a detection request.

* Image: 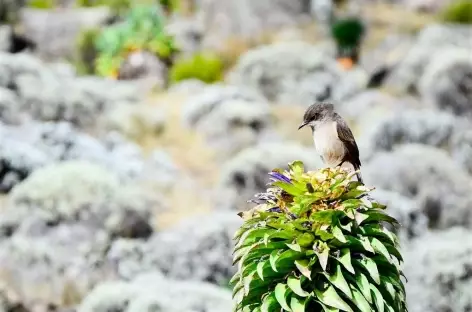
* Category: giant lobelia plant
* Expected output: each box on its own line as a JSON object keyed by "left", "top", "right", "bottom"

{"left": 230, "top": 161, "right": 407, "bottom": 312}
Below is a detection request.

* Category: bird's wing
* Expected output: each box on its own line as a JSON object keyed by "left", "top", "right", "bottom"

{"left": 336, "top": 118, "right": 361, "bottom": 167}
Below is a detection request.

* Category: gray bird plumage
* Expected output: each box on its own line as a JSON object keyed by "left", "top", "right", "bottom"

{"left": 298, "top": 103, "right": 363, "bottom": 183}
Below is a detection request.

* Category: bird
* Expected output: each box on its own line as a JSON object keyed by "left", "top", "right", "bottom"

{"left": 298, "top": 103, "right": 363, "bottom": 183}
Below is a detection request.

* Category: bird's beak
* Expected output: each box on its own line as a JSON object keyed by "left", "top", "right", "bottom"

{"left": 298, "top": 122, "right": 308, "bottom": 130}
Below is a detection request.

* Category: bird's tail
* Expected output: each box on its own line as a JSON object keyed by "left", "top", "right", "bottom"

{"left": 354, "top": 166, "right": 363, "bottom": 184}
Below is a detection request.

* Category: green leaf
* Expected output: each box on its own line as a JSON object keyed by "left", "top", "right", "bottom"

{"left": 355, "top": 273, "right": 373, "bottom": 304}
{"left": 370, "top": 238, "right": 391, "bottom": 261}
{"left": 257, "top": 261, "right": 266, "bottom": 280}
{"left": 359, "top": 237, "right": 375, "bottom": 253}
{"left": 350, "top": 287, "right": 371, "bottom": 312}
{"left": 318, "top": 302, "right": 340, "bottom": 312}
{"left": 261, "top": 293, "right": 280, "bottom": 312}
{"left": 273, "top": 181, "right": 304, "bottom": 196}
{"left": 295, "top": 259, "right": 312, "bottom": 280}
{"left": 332, "top": 226, "right": 347, "bottom": 243}
{"left": 297, "top": 233, "right": 315, "bottom": 247}
{"left": 323, "top": 263, "right": 352, "bottom": 300}
{"left": 370, "top": 284, "right": 385, "bottom": 312}
{"left": 270, "top": 250, "right": 281, "bottom": 272}
{"left": 337, "top": 248, "right": 355, "bottom": 274}
{"left": 286, "top": 243, "right": 302, "bottom": 252}
{"left": 364, "top": 210, "right": 399, "bottom": 226}
{"left": 314, "top": 285, "right": 353, "bottom": 312}
{"left": 290, "top": 296, "right": 306, "bottom": 312}
{"left": 243, "top": 270, "right": 256, "bottom": 295}
{"left": 355, "top": 258, "right": 380, "bottom": 284}
{"left": 354, "top": 212, "right": 369, "bottom": 225}
{"left": 275, "top": 284, "right": 292, "bottom": 311}
{"left": 341, "top": 199, "right": 363, "bottom": 210}
{"left": 287, "top": 276, "right": 310, "bottom": 297}
{"left": 315, "top": 245, "right": 330, "bottom": 271}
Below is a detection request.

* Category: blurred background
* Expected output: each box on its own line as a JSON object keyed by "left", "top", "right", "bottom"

{"left": 0, "top": 0, "right": 471, "bottom": 311}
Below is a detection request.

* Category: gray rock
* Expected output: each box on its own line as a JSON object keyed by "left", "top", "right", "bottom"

{"left": 451, "top": 127, "right": 472, "bottom": 175}
{"left": 228, "top": 41, "right": 367, "bottom": 105}
{"left": 360, "top": 33, "right": 415, "bottom": 87}
{"left": 0, "top": 0, "right": 26, "bottom": 23}
{"left": 418, "top": 48, "right": 472, "bottom": 118}
{"left": 182, "top": 84, "right": 273, "bottom": 156}
{"left": 0, "top": 52, "right": 142, "bottom": 128}
{"left": 19, "top": 7, "right": 112, "bottom": 60}
{"left": 0, "top": 26, "right": 12, "bottom": 52}
{"left": 5, "top": 161, "right": 159, "bottom": 238}
{"left": 198, "top": 0, "right": 311, "bottom": 49}
{"left": 166, "top": 16, "right": 203, "bottom": 57}
{"left": 358, "top": 108, "right": 472, "bottom": 172}
{"left": 363, "top": 144, "right": 472, "bottom": 230}
{"left": 118, "top": 51, "right": 169, "bottom": 90}
{"left": 102, "top": 103, "right": 166, "bottom": 140}
{"left": 0, "top": 161, "right": 162, "bottom": 309}
{"left": 0, "top": 87, "right": 21, "bottom": 124}
{"left": 358, "top": 108, "right": 459, "bottom": 159}
{"left": 386, "top": 24, "right": 472, "bottom": 93}
{"left": 370, "top": 189, "right": 427, "bottom": 240}
{"left": 107, "top": 212, "right": 241, "bottom": 285}
{"left": 218, "top": 142, "right": 323, "bottom": 210}
{"left": 404, "top": 227, "right": 472, "bottom": 312}
{"left": 0, "top": 121, "right": 179, "bottom": 191}
{"left": 78, "top": 273, "right": 232, "bottom": 312}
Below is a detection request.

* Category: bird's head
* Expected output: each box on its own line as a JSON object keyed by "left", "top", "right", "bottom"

{"left": 298, "top": 103, "right": 335, "bottom": 130}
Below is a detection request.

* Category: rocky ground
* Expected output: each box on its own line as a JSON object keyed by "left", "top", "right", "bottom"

{"left": 0, "top": 0, "right": 471, "bottom": 311}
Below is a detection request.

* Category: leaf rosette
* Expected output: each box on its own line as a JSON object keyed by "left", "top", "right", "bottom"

{"left": 231, "top": 161, "right": 407, "bottom": 312}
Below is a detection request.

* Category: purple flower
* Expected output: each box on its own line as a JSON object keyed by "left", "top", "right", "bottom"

{"left": 248, "top": 192, "right": 277, "bottom": 204}
{"left": 268, "top": 171, "right": 292, "bottom": 184}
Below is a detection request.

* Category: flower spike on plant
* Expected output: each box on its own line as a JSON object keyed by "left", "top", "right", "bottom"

{"left": 231, "top": 161, "right": 407, "bottom": 312}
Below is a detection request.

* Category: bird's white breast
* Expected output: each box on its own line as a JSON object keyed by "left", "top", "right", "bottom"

{"left": 313, "top": 121, "right": 345, "bottom": 166}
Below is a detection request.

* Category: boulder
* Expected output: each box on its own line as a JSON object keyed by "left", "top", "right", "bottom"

{"left": 107, "top": 212, "right": 241, "bottom": 284}
{"left": 363, "top": 144, "right": 472, "bottom": 230}
{"left": 228, "top": 41, "right": 367, "bottom": 105}
{"left": 19, "top": 7, "right": 112, "bottom": 60}
{"left": 78, "top": 272, "right": 232, "bottom": 312}
{"left": 182, "top": 84, "right": 274, "bottom": 156}
{"left": 404, "top": 227, "right": 472, "bottom": 312}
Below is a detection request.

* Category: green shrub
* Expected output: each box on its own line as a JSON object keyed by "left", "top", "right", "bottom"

{"left": 441, "top": 0, "right": 472, "bottom": 24}
{"left": 75, "top": 0, "right": 133, "bottom": 15}
{"left": 94, "top": 3, "right": 178, "bottom": 77}
{"left": 28, "top": 0, "right": 56, "bottom": 9}
{"left": 231, "top": 162, "right": 407, "bottom": 311}
{"left": 169, "top": 53, "right": 224, "bottom": 84}
{"left": 74, "top": 28, "right": 100, "bottom": 75}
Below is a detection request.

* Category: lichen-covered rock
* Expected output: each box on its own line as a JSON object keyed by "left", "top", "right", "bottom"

{"left": 228, "top": 41, "right": 367, "bottom": 105}
{"left": 0, "top": 52, "right": 141, "bottom": 128}
{"left": 78, "top": 272, "right": 232, "bottom": 312}
{"left": 450, "top": 127, "right": 472, "bottom": 175}
{"left": 363, "top": 109, "right": 459, "bottom": 152}
{"left": 102, "top": 104, "right": 166, "bottom": 140}
{"left": 358, "top": 108, "right": 472, "bottom": 170}
{"left": 370, "top": 189, "right": 426, "bottom": 239}
{"left": 117, "top": 51, "right": 169, "bottom": 90}
{"left": 5, "top": 161, "right": 159, "bottom": 238}
{"left": 107, "top": 212, "right": 241, "bottom": 284}
{"left": 363, "top": 144, "right": 472, "bottom": 230}
{"left": 19, "top": 7, "right": 112, "bottom": 60}
{"left": 182, "top": 85, "right": 273, "bottom": 156}
{"left": 404, "top": 227, "right": 472, "bottom": 312}
{"left": 418, "top": 48, "right": 472, "bottom": 118}
{"left": 0, "top": 121, "right": 178, "bottom": 192}
{"left": 0, "top": 161, "right": 162, "bottom": 309}
{"left": 199, "top": 0, "right": 311, "bottom": 49}
{"left": 386, "top": 24, "right": 472, "bottom": 93}
{"left": 218, "top": 142, "right": 323, "bottom": 210}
